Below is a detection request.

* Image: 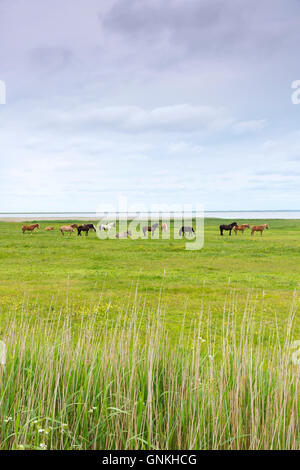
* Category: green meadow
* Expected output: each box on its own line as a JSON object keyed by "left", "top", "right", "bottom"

{"left": 0, "top": 218, "right": 299, "bottom": 450}
{"left": 0, "top": 218, "right": 299, "bottom": 342}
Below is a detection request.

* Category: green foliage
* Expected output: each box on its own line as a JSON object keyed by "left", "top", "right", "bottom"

{"left": 0, "top": 303, "right": 298, "bottom": 450}
{"left": 0, "top": 219, "right": 299, "bottom": 341}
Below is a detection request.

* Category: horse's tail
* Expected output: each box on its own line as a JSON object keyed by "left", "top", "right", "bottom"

{"left": 179, "top": 227, "right": 182, "bottom": 237}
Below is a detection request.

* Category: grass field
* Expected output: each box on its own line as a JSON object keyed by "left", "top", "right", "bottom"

{"left": 0, "top": 307, "right": 298, "bottom": 450}
{"left": 0, "top": 218, "right": 299, "bottom": 449}
{"left": 0, "top": 218, "right": 299, "bottom": 342}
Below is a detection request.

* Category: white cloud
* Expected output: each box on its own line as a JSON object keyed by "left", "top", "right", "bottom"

{"left": 233, "top": 119, "right": 267, "bottom": 134}
{"left": 43, "top": 103, "right": 268, "bottom": 136}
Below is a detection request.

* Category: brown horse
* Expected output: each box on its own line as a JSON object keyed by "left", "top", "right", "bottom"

{"left": 234, "top": 224, "right": 250, "bottom": 235}
{"left": 60, "top": 224, "right": 78, "bottom": 236}
{"left": 22, "top": 223, "right": 40, "bottom": 234}
{"left": 45, "top": 226, "right": 54, "bottom": 231}
{"left": 251, "top": 224, "right": 269, "bottom": 236}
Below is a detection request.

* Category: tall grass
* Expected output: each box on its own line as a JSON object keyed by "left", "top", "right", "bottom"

{"left": 0, "top": 293, "right": 299, "bottom": 450}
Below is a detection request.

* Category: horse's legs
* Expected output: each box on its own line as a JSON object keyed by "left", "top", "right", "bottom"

{"left": 229, "top": 230, "right": 231, "bottom": 236}
{"left": 85, "top": 230, "right": 88, "bottom": 236}
{"left": 220, "top": 229, "right": 223, "bottom": 236}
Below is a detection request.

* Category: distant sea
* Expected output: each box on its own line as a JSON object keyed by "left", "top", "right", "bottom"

{"left": 0, "top": 211, "right": 300, "bottom": 220}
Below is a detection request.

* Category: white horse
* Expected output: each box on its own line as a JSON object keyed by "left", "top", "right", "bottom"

{"left": 161, "top": 223, "right": 168, "bottom": 232}
{"left": 100, "top": 222, "right": 116, "bottom": 231}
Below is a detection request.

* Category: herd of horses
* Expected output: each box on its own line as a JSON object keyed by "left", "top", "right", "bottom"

{"left": 21, "top": 223, "right": 97, "bottom": 236}
{"left": 220, "top": 222, "right": 269, "bottom": 236}
{"left": 21, "top": 221, "right": 270, "bottom": 238}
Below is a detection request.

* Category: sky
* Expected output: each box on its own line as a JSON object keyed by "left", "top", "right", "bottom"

{"left": 1, "top": 0, "right": 300, "bottom": 212}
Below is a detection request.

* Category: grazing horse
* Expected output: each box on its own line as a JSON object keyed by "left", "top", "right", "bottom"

{"left": 116, "top": 231, "right": 131, "bottom": 238}
{"left": 251, "top": 224, "right": 269, "bottom": 236}
{"left": 100, "top": 222, "right": 116, "bottom": 231}
{"left": 234, "top": 224, "right": 250, "bottom": 235}
{"left": 60, "top": 224, "right": 78, "bottom": 236}
{"left": 219, "top": 222, "right": 238, "bottom": 236}
{"left": 142, "top": 223, "right": 159, "bottom": 236}
{"left": 77, "top": 224, "right": 96, "bottom": 236}
{"left": 179, "top": 226, "right": 195, "bottom": 237}
{"left": 161, "top": 223, "right": 168, "bottom": 232}
{"left": 45, "top": 226, "right": 54, "bottom": 231}
{"left": 22, "top": 223, "right": 40, "bottom": 234}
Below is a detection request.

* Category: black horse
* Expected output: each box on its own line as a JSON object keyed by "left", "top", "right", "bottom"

{"left": 77, "top": 224, "right": 96, "bottom": 236}
{"left": 179, "top": 226, "right": 195, "bottom": 237}
{"left": 219, "top": 222, "right": 238, "bottom": 236}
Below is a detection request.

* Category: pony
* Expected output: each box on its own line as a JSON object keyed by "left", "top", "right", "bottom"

{"left": 116, "top": 231, "right": 131, "bottom": 238}
{"left": 179, "top": 226, "right": 195, "bottom": 237}
{"left": 219, "top": 222, "right": 238, "bottom": 236}
{"left": 251, "top": 224, "right": 269, "bottom": 236}
{"left": 142, "top": 223, "right": 159, "bottom": 236}
{"left": 60, "top": 224, "right": 78, "bottom": 236}
{"left": 234, "top": 224, "right": 250, "bottom": 235}
{"left": 161, "top": 223, "right": 168, "bottom": 232}
{"left": 22, "top": 223, "right": 40, "bottom": 234}
{"left": 45, "top": 226, "right": 54, "bottom": 231}
{"left": 77, "top": 224, "right": 96, "bottom": 236}
{"left": 100, "top": 222, "right": 116, "bottom": 231}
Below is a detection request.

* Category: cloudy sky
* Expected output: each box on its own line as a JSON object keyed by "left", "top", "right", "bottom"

{"left": 1, "top": 0, "right": 300, "bottom": 212}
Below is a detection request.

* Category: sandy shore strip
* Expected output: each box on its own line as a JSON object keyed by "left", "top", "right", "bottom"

{"left": 0, "top": 217, "right": 98, "bottom": 222}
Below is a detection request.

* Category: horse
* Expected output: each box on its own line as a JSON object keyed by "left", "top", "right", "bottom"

{"left": 179, "top": 226, "right": 195, "bottom": 237}
{"left": 219, "top": 222, "right": 238, "bottom": 236}
{"left": 142, "top": 223, "right": 159, "bottom": 236}
{"left": 161, "top": 223, "right": 168, "bottom": 232}
{"left": 60, "top": 224, "right": 78, "bottom": 236}
{"left": 100, "top": 222, "right": 116, "bottom": 231}
{"left": 251, "top": 224, "right": 269, "bottom": 236}
{"left": 45, "top": 226, "right": 54, "bottom": 231}
{"left": 234, "top": 224, "right": 250, "bottom": 235}
{"left": 77, "top": 224, "right": 96, "bottom": 236}
{"left": 116, "top": 231, "right": 131, "bottom": 238}
{"left": 22, "top": 223, "right": 40, "bottom": 234}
